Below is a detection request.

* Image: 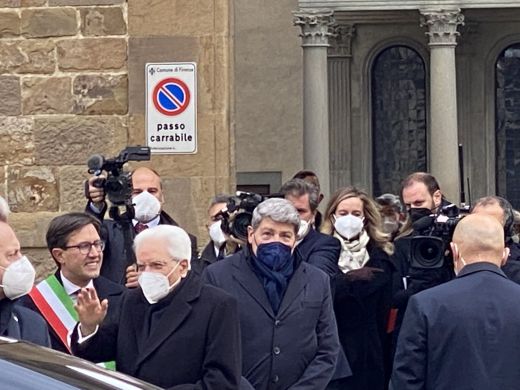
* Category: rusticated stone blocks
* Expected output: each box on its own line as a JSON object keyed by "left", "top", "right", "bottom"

{"left": 0, "top": 76, "right": 21, "bottom": 115}
{"left": 73, "top": 74, "right": 128, "bottom": 114}
{"left": 33, "top": 116, "right": 127, "bottom": 165}
{"left": 7, "top": 166, "right": 59, "bottom": 212}
{"left": 57, "top": 38, "right": 127, "bottom": 71}
{"left": 0, "top": 40, "right": 56, "bottom": 74}
{"left": 0, "top": 11, "right": 20, "bottom": 37}
{"left": 81, "top": 7, "right": 126, "bottom": 36}
{"left": 22, "top": 77, "right": 74, "bottom": 114}
{"left": 21, "top": 8, "right": 77, "bottom": 38}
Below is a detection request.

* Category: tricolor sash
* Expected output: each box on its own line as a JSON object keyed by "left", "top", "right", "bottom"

{"left": 29, "top": 275, "right": 115, "bottom": 370}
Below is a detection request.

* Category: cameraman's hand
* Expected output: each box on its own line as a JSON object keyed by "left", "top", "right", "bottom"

{"left": 86, "top": 175, "right": 106, "bottom": 208}
{"left": 345, "top": 267, "right": 384, "bottom": 282}
{"left": 125, "top": 265, "right": 139, "bottom": 289}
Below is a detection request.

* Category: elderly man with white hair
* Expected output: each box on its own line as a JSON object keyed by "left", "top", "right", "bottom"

{"left": 71, "top": 224, "right": 242, "bottom": 389}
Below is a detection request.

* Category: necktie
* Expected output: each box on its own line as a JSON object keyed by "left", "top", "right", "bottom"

{"left": 135, "top": 223, "right": 149, "bottom": 234}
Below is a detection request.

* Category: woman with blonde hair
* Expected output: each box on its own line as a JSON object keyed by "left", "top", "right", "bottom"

{"left": 323, "top": 187, "right": 394, "bottom": 390}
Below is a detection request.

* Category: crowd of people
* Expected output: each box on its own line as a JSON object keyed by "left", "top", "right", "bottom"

{"left": 1, "top": 167, "right": 520, "bottom": 389}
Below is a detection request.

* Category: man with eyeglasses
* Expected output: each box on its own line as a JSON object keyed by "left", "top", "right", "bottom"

{"left": 23, "top": 212, "right": 124, "bottom": 355}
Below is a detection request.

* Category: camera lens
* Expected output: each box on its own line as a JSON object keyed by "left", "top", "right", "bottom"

{"left": 410, "top": 236, "right": 445, "bottom": 269}
{"left": 231, "top": 212, "right": 252, "bottom": 241}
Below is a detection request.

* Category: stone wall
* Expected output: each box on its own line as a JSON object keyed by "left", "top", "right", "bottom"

{"left": 1, "top": 0, "right": 233, "bottom": 279}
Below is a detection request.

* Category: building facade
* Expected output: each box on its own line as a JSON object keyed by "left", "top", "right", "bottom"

{"left": 2, "top": 0, "right": 520, "bottom": 275}
{"left": 292, "top": 0, "right": 520, "bottom": 206}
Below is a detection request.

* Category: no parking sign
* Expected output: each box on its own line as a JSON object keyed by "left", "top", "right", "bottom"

{"left": 146, "top": 63, "right": 197, "bottom": 154}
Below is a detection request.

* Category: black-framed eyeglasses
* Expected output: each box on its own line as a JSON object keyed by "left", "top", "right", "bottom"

{"left": 64, "top": 240, "right": 105, "bottom": 255}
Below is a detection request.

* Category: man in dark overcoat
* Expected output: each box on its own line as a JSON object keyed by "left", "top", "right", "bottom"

{"left": 71, "top": 225, "right": 241, "bottom": 389}
{"left": 391, "top": 214, "right": 520, "bottom": 390}
{"left": 204, "top": 198, "right": 347, "bottom": 389}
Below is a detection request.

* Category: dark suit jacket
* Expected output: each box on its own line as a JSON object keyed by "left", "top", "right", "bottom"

{"left": 22, "top": 272, "right": 124, "bottom": 353}
{"left": 0, "top": 298, "right": 50, "bottom": 347}
{"left": 296, "top": 228, "right": 341, "bottom": 279}
{"left": 391, "top": 262, "right": 520, "bottom": 390}
{"left": 71, "top": 272, "right": 241, "bottom": 390}
{"left": 203, "top": 248, "right": 343, "bottom": 390}
{"left": 86, "top": 203, "right": 198, "bottom": 284}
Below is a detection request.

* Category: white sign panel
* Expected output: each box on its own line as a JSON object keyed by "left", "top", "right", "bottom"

{"left": 146, "top": 62, "right": 197, "bottom": 154}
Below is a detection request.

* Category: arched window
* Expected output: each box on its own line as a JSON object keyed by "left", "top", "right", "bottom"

{"left": 371, "top": 45, "right": 427, "bottom": 195}
{"left": 496, "top": 43, "right": 520, "bottom": 208}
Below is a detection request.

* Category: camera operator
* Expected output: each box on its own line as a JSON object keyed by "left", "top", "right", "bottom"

{"left": 86, "top": 166, "right": 198, "bottom": 286}
{"left": 192, "top": 194, "right": 242, "bottom": 274}
{"left": 390, "top": 172, "right": 455, "bottom": 349}
{"left": 471, "top": 195, "right": 520, "bottom": 284}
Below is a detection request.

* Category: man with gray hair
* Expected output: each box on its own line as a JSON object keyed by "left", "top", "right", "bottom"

{"left": 204, "top": 198, "right": 347, "bottom": 389}
{"left": 280, "top": 178, "right": 341, "bottom": 279}
{"left": 71, "top": 224, "right": 242, "bottom": 389}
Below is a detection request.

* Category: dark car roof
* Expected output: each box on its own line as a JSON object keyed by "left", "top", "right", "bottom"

{"left": 0, "top": 337, "right": 163, "bottom": 390}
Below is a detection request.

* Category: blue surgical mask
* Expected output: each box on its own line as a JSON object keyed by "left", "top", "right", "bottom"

{"left": 255, "top": 242, "right": 293, "bottom": 271}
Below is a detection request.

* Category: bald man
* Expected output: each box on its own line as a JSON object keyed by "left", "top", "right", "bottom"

{"left": 390, "top": 214, "right": 520, "bottom": 390}
{"left": 0, "top": 222, "right": 50, "bottom": 346}
{"left": 86, "top": 167, "right": 198, "bottom": 285}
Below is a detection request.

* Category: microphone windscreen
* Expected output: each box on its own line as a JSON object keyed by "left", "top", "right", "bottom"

{"left": 87, "top": 154, "right": 104, "bottom": 171}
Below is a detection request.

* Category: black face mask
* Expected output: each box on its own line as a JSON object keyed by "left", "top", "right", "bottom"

{"left": 408, "top": 207, "right": 432, "bottom": 223}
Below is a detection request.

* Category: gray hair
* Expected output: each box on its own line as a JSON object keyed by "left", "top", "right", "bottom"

{"left": 0, "top": 196, "right": 9, "bottom": 222}
{"left": 208, "top": 193, "right": 232, "bottom": 210}
{"left": 134, "top": 225, "right": 192, "bottom": 265}
{"left": 251, "top": 198, "right": 300, "bottom": 233}
{"left": 280, "top": 179, "right": 320, "bottom": 212}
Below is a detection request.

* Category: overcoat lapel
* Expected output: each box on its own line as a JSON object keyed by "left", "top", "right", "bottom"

{"left": 277, "top": 263, "right": 308, "bottom": 318}
{"left": 232, "top": 258, "right": 275, "bottom": 318}
{"left": 134, "top": 276, "right": 199, "bottom": 367}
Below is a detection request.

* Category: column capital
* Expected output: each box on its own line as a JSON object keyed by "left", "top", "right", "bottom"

{"left": 329, "top": 24, "right": 356, "bottom": 57}
{"left": 420, "top": 9, "right": 464, "bottom": 47}
{"left": 293, "top": 8, "right": 335, "bottom": 47}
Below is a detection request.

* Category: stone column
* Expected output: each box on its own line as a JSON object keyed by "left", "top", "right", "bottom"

{"left": 328, "top": 24, "right": 355, "bottom": 193}
{"left": 420, "top": 9, "right": 464, "bottom": 203}
{"left": 293, "top": 9, "right": 334, "bottom": 197}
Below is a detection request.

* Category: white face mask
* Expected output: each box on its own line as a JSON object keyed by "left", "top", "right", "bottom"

{"left": 0, "top": 256, "right": 36, "bottom": 300}
{"left": 133, "top": 191, "right": 161, "bottom": 223}
{"left": 138, "top": 261, "right": 182, "bottom": 304}
{"left": 297, "top": 220, "right": 310, "bottom": 241}
{"left": 209, "top": 220, "right": 227, "bottom": 247}
{"left": 334, "top": 214, "right": 364, "bottom": 240}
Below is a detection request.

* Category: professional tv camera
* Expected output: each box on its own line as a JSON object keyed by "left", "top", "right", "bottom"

{"left": 410, "top": 204, "right": 470, "bottom": 269}
{"left": 215, "top": 192, "right": 266, "bottom": 242}
{"left": 86, "top": 146, "right": 151, "bottom": 221}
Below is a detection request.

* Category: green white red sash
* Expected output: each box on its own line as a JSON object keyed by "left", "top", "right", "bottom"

{"left": 28, "top": 275, "right": 115, "bottom": 370}
{"left": 29, "top": 274, "right": 78, "bottom": 352}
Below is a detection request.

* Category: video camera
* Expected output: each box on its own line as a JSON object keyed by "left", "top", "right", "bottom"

{"left": 410, "top": 204, "right": 470, "bottom": 269}
{"left": 86, "top": 146, "right": 151, "bottom": 220}
{"left": 216, "top": 191, "right": 267, "bottom": 242}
